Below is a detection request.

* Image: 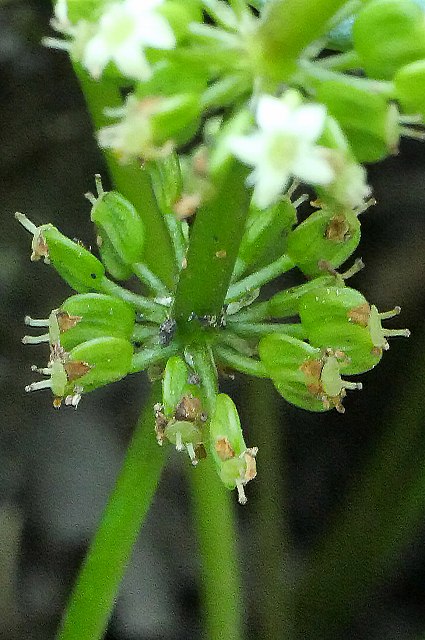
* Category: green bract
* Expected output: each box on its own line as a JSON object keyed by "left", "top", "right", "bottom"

{"left": 259, "top": 334, "right": 362, "bottom": 413}
{"left": 353, "top": 0, "right": 425, "bottom": 79}
{"left": 316, "top": 80, "right": 399, "bottom": 163}
{"left": 209, "top": 393, "right": 257, "bottom": 504}
{"left": 298, "top": 286, "right": 410, "bottom": 374}
{"left": 88, "top": 176, "right": 145, "bottom": 280}
{"left": 395, "top": 60, "right": 425, "bottom": 121}
{"left": 286, "top": 206, "right": 360, "bottom": 277}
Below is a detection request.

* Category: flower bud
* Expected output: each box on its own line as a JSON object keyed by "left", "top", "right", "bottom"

{"left": 353, "top": 0, "right": 425, "bottom": 79}
{"left": 87, "top": 175, "right": 144, "bottom": 280}
{"left": 298, "top": 286, "right": 410, "bottom": 374}
{"left": 26, "top": 337, "right": 133, "bottom": 407}
{"left": 259, "top": 334, "right": 362, "bottom": 413}
{"left": 316, "top": 80, "right": 400, "bottom": 162}
{"left": 15, "top": 212, "right": 105, "bottom": 293}
{"left": 209, "top": 394, "right": 258, "bottom": 505}
{"left": 395, "top": 59, "right": 425, "bottom": 121}
{"left": 285, "top": 206, "right": 361, "bottom": 277}
{"left": 98, "top": 94, "right": 202, "bottom": 162}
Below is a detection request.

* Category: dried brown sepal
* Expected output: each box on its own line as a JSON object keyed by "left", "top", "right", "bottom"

{"left": 348, "top": 302, "right": 371, "bottom": 327}
{"left": 154, "top": 402, "right": 168, "bottom": 445}
{"left": 56, "top": 311, "right": 82, "bottom": 333}
{"left": 64, "top": 360, "right": 91, "bottom": 382}
{"left": 174, "top": 394, "right": 206, "bottom": 423}
{"left": 325, "top": 214, "right": 352, "bottom": 242}
{"left": 215, "top": 436, "right": 236, "bottom": 461}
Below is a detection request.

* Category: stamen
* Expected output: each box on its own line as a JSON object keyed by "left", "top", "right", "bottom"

{"left": 25, "top": 379, "right": 51, "bottom": 392}
{"left": 400, "top": 126, "right": 425, "bottom": 141}
{"left": 186, "top": 443, "right": 198, "bottom": 466}
{"left": 355, "top": 197, "right": 376, "bottom": 215}
{"left": 384, "top": 328, "right": 411, "bottom": 338}
{"left": 22, "top": 334, "right": 49, "bottom": 345}
{"left": 292, "top": 194, "right": 309, "bottom": 208}
{"left": 399, "top": 114, "right": 423, "bottom": 125}
{"left": 379, "top": 306, "right": 401, "bottom": 320}
{"left": 84, "top": 192, "right": 97, "bottom": 206}
{"left": 42, "top": 37, "right": 71, "bottom": 51}
{"left": 15, "top": 212, "right": 37, "bottom": 235}
{"left": 340, "top": 258, "right": 365, "bottom": 280}
{"left": 236, "top": 481, "right": 247, "bottom": 505}
{"left": 24, "top": 316, "right": 49, "bottom": 327}
{"left": 30, "top": 365, "right": 51, "bottom": 375}
{"left": 94, "top": 174, "right": 104, "bottom": 198}
{"left": 175, "top": 431, "right": 184, "bottom": 451}
{"left": 343, "top": 381, "right": 363, "bottom": 391}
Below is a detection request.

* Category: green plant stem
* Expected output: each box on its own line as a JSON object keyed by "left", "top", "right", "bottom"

{"left": 189, "top": 454, "right": 244, "bottom": 640}
{"left": 243, "top": 378, "right": 293, "bottom": 640}
{"left": 130, "top": 344, "right": 179, "bottom": 374}
{"left": 132, "top": 262, "right": 170, "bottom": 298}
{"left": 226, "top": 254, "right": 294, "bottom": 303}
{"left": 73, "top": 65, "right": 176, "bottom": 288}
{"left": 228, "top": 301, "right": 271, "bottom": 323}
{"left": 56, "top": 383, "right": 167, "bottom": 640}
{"left": 100, "top": 278, "right": 167, "bottom": 323}
{"left": 131, "top": 324, "right": 159, "bottom": 343}
{"left": 316, "top": 50, "right": 361, "bottom": 71}
{"left": 254, "top": 0, "right": 348, "bottom": 80}
{"left": 227, "top": 321, "right": 306, "bottom": 339}
{"left": 294, "top": 327, "right": 425, "bottom": 637}
{"left": 173, "top": 162, "right": 250, "bottom": 328}
{"left": 214, "top": 344, "right": 268, "bottom": 378}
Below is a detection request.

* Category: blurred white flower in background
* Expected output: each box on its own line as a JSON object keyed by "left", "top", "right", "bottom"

{"left": 230, "top": 91, "right": 335, "bottom": 208}
{"left": 83, "top": 0, "right": 176, "bottom": 80}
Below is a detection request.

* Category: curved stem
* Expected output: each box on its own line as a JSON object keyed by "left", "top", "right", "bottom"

{"left": 100, "top": 277, "right": 167, "bottom": 323}
{"left": 214, "top": 344, "right": 268, "bottom": 378}
{"left": 130, "top": 344, "right": 179, "bottom": 374}
{"left": 132, "top": 262, "right": 170, "bottom": 298}
{"left": 189, "top": 455, "right": 244, "bottom": 640}
{"left": 226, "top": 254, "right": 294, "bottom": 303}
{"left": 56, "top": 384, "right": 167, "bottom": 640}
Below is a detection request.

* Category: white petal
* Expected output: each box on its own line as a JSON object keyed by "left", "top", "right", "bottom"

{"left": 256, "top": 95, "right": 291, "bottom": 133}
{"left": 290, "top": 104, "right": 327, "bottom": 142}
{"left": 133, "top": 13, "right": 175, "bottom": 49}
{"left": 113, "top": 42, "right": 152, "bottom": 80}
{"left": 251, "top": 166, "right": 290, "bottom": 209}
{"left": 229, "top": 133, "right": 264, "bottom": 167}
{"left": 292, "top": 147, "right": 334, "bottom": 185}
{"left": 83, "top": 36, "right": 111, "bottom": 78}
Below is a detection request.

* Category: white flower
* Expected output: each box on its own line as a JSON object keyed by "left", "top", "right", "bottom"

{"left": 98, "top": 94, "right": 173, "bottom": 161}
{"left": 230, "top": 91, "right": 335, "bottom": 209}
{"left": 82, "top": 0, "right": 176, "bottom": 81}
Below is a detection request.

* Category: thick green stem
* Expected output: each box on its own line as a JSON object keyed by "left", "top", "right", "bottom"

{"left": 56, "top": 384, "right": 167, "bottom": 640}
{"left": 173, "top": 162, "right": 250, "bottom": 328}
{"left": 189, "top": 454, "right": 244, "bottom": 640}
{"left": 73, "top": 65, "right": 176, "bottom": 287}
{"left": 227, "top": 321, "right": 306, "bottom": 339}
{"left": 253, "top": 0, "right": 348, "bottom": 79}
{"left": 242, "top": 378, "right": 293, "bottom": 640}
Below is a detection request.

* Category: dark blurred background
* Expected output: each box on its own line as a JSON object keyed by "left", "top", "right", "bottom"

{"left": 1, "top": 2, "right": 425, "bottom": 639}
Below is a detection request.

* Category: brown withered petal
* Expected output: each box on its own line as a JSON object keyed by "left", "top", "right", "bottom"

{"left": 325, "top": 214, "right": 351, "bottom": 242}
{"left": 64, "top": 360, "right": 91, "bottom": 381}
{"left": 174, "top": 394, "right": 204, "bottom": 423}
{"left": 348, "top": 302, "right": 371, "bottom": 327}
{"left": 243, "top": 449, "right": 258, "bottom": 482}
{"left": 56, "top": 311, "right": 82, "bottom": 332}
{"left": 300, "top": 358, "right": 322, "bottom": 381}
{"left": 215, "top": 436, "right": 235, "bottom": 462}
